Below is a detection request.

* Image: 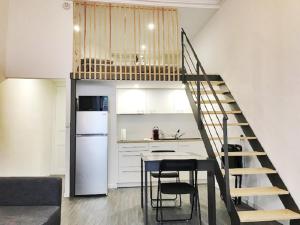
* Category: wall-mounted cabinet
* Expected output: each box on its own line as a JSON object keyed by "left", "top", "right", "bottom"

{"left": 116, "top": 89, "right": 192, "bottom": 114}
{"left": 117, "top": 89, "right": 146, "bottom": 114}
{"left": 171, "top": 90, "right": 193, "bottom": 114}
{"left": 145, "top": 89, "right": 173, "bottom": 114}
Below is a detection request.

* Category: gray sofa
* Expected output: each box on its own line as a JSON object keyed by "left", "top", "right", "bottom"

{"left": 0, "top": 177, "right": 62, "bottom": 225}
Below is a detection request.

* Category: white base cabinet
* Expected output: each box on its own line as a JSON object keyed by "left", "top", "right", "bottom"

{"left": 118, "top": 143, "right": 149, "bottom": 187}
{"left": 117, "top": 140, "right": 207, "bottom": 187}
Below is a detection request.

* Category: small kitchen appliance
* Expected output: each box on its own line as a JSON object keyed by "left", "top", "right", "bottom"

{"left": 152, "top": 126, "right": 159, "bottom": 140}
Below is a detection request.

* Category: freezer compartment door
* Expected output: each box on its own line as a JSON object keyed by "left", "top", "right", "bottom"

{"left": 76, "top": 111, "right": 108, "bottom": 134}
{"left": 75, "top": 135, "right": 108, "bottom": 195}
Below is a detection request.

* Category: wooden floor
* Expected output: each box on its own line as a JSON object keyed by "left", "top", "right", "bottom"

{"left": 61, "top": 185, "right": 281, "bottom": 225}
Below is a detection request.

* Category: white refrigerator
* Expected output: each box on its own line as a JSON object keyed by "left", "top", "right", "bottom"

{"left": 75, "top": 111, "right": 108, "bottom": 195}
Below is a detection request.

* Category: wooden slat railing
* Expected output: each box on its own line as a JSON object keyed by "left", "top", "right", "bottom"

{"left": 72, "top": 1, "right": 180, "bottom": 81}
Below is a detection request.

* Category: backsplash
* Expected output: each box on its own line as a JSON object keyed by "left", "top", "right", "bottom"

{"left": 117, "top": 114, "right": 200, "bottom": 140}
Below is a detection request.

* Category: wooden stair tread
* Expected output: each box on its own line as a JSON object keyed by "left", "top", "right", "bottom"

{"left": 206, "top": 123, "right": 249, "bottom": 127}
{"left": 191, "top": 81, "right": 225, "bottom": 86}
{"left": 202, "top": 110, "right": 242, "bottom": 114}
{"left": 223, "top": 167, "right": 277, "bottom": 175}
{"left": 238, "top": 209, "right": 300, "bottom": 223}
{"left": 231, "top": 187, "right": 288, "bottom": 197}
{"left": 210, "top": 136, "right": 257, "bottom": 141}
{"left": 196, "top": 99, "right": 235, "bottom": 104}
{"left": 215, "top": 151, "right": 267, "bottom": 157}
{"left": 193, "top": 90, "right": 230, "bottom": 94}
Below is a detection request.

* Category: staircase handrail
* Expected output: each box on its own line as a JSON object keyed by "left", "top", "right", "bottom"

{"left": 181, "top": 28, "right": 228, "bottom": 120}
{"left": 181, "top": 28, "right": 231, "bottom": 213}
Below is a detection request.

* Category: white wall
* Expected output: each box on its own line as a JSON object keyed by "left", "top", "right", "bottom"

{"left": 51, "top": 81, "right": 66, "bottom": 175}
{"left": 5, "top": 0, "right": 73, "bottom": 78}
{"left": 192, "top": 0, "right": 300, "bottom": 209}
{"left": 0, "top": 0, "right": 9, "bottom": 82}
{"left": 0, "top": 79, "right": 56, "bottom": 176}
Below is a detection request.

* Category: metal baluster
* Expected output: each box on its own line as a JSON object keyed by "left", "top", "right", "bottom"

{"left": 181, "top": 29, "right": 186, "bottom": 83}
{"left": 223, "top": 117, "right": 231, "bottom": 212}
{"left": 196, "top": 62, "right": 201, "bottom": 130}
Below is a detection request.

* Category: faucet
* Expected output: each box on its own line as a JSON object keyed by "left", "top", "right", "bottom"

{"left": 177, "top": 132, "right": 185, "bottom": 139}
{"left": 174, "top": 129, "right": 185, "bottom": 139}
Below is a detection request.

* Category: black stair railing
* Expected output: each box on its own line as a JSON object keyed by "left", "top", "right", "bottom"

{"left": 181, "top": 28, "right": 231, "bottom": 213}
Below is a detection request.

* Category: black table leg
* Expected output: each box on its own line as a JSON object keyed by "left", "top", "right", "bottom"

{"left": 144, "top": 170, "right": 148, "bottom": 225}
{"left": 189, "top": 171, "right": 194, "bottom": 204}
{"left": 141, "top": 158, "right": 143, "bottom": 209}
{"left": 207, "top": 171, "right": 216, "bottom": 225}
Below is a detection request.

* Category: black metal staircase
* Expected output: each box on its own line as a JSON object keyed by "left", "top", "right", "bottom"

{"left": 181, "top": 28, "right": 300, "bottom": 225}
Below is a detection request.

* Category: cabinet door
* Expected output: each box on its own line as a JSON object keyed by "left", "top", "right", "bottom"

{"left": 119, "top": 151, "right": 143, "bottom": 167}
{"left": 119, "top": 143, "right": 149, "bottom": 168}
{"left": 171, "top": 90, "right": 192, "bottom": 113}
{"left": 119, "top": 143, "right": 149, "bottom": 152}
{"left": 117, "top": 89, "right": 146, "bottom": 114}
{"left": 145, "top": 89, "right": 173, "bottom": 113}
{"left": 149, "top": 142, "right": 178, "bottom": 151}
{"left": 118, "top": 143, "right": 149, "bottom": 187}
{"left": 118, "top": 167, "right": 141, "bottom": 184}
{"left": 177, "top": 141, "right": 207, "bottom": 181}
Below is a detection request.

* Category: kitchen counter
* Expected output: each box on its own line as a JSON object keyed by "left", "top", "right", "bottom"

{"left": 117, "top": 137, "right": 206, "bottom": 187}
{"left": 117, "top": 138, "right": 202, "bottom": 143}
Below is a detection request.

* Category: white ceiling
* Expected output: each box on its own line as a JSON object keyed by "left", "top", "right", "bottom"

{"left": 90, "top": 0, "right": 221, "bottom": 8}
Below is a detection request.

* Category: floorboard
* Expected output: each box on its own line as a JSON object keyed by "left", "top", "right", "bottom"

{"left": 61, "top": 185, "right": 281, "bottom": 225}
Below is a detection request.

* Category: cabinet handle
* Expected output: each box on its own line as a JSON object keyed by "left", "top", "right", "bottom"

{"left": 120, "top": 150, "right": 148, "bottom": 153}
{"left": 122, "top": 154, "right": 140, "bottom": 157}
{"left": 121, "top": 146, "right": 147, "bottom": 149}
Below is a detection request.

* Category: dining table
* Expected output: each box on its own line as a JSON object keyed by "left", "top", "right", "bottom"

{"left": 140, "top": 151, "right": 217, "bottom": 225}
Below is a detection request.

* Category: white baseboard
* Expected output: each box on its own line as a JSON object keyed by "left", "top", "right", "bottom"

{"left": 108, "top": 183, "right": 118, "bottom": 189}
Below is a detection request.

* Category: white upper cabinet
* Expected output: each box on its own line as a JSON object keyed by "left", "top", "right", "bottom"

{"left": 145, "top": 89, "right": 173, "bottom": 114}
{"left": 171, "top": 89, "right": 192, "bottom": 113}
{"left": 117, "top": 89, "right": 146, "bottom": 114}
{"left": 117, "top": 88, "right": 192, "bottom": 114}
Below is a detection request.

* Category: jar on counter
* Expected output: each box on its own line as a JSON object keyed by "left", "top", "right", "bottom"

{"left": 152, "top": 126, "right": 159, "bottom": 140}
